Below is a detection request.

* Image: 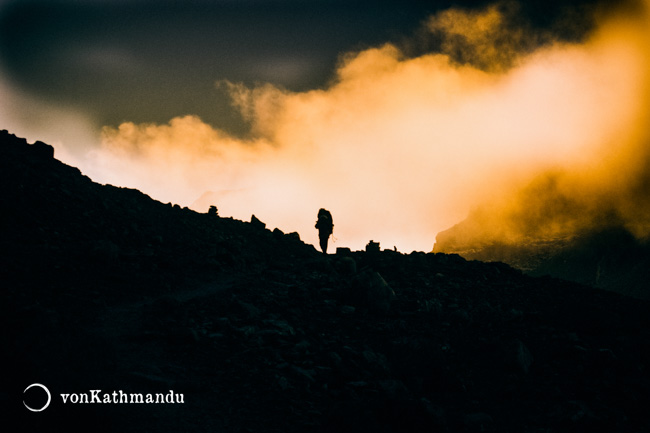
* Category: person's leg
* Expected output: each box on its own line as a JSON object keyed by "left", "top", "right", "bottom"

{"left": 319, "top": 235, "right": 328, "bottom": 254}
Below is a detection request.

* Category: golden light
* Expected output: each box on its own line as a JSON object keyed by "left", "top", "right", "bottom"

{"left": 81, "top": 1, "right": 650, "bottom": 252}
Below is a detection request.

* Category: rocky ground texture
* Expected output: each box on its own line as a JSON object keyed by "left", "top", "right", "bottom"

{"left": 3, "top": 130, "right": 650, "bottom": 432}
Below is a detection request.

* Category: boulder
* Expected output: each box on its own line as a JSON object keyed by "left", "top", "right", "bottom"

{"left": 350, "top": 268, "right": 395, "bottom": 313}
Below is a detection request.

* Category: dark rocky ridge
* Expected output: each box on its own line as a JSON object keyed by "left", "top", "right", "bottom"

{"left": 434, "top": 215, "right": 650, "bottom": 300}
{"left": 3, "top": 129, "right": 650, "bottom": 432}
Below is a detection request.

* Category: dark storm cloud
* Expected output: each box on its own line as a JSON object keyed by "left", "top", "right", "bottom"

{"left": 0, "top": 0, "right": 610, "bottom": 133}
{"left": 0, "top": 0, "right": 435, "bottom": 131}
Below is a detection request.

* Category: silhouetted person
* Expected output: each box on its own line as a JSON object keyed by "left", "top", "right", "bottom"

{"left": 315, "top": 208, "right": 334, "bottom": 254}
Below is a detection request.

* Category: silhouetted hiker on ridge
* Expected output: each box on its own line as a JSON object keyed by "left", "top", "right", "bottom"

{"left": 315, "top": 208, "right": 333, "bottom": 254}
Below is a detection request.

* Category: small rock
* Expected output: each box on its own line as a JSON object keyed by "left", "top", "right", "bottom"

{"left": 365, "top": 240, "right": 380, "bottom": 253}
{"left": 336, "top": 247, "right": 352, "bottom": 256}
{"left": 336, "top": 256, "right": 357, "bottom": 276}
{"left": 377, "top": 379, "right": 410, "bottom": 399}
{"left": 286, "top": 231, "right": 301, "bottom": 241}
{"left": 420, "top": 299, "right": 442, "bottom": 318}
{"left": 512, "top": 339, "right": 534, "bottom": 374}
{"left": 264, "top": 319, "right": 295, "bottom": 336}
{"left": 91, "top": 239, "right": 120, "bottom": 261}
{"left": 328, "top": 352, "right": 343, "bottom": 367}
{"left": 362, "top": 350, "right": 391, "bottom": 374}
{"left": 237, "top": 300, "right": 262, "bottom": 319}
{"left": 449, "top": 308, "right": 470, "bottom": 324}
{"left": 462, "top": 412, "right": 493, "bottom": 431}
{"left": 31, "top": 140, "right": 54, "bottom": 159}
{"left": 250, "top": 214, "right": 266, "bottom": 229}
{"left": 276, "top": 375, "right": 290, "bottom": 390}
{"left": 291, "top": 366, "right": 316, "bottom": 382}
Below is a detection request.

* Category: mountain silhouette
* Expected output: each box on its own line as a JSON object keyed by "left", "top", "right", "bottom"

{"left": 434, "top": 212, "right": 650, "bottom": 300}
{"left": 3, "top": 129, "right": 650, "bottom": 432}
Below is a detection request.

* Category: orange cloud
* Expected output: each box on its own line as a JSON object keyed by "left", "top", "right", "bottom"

{"left": 86, "top": 2, "right": 650, "bottom": 253}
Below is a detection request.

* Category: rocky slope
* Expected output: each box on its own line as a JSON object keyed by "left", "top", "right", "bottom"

{"left": 434, "top": 215, "right": 650, "bottom": 300}
{"left": 3, "top": 130, "right": 650, "bottom": 432}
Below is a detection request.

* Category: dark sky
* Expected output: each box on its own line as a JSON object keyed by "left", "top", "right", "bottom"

{"left": 0, "top": 0, "right": 605, "bottom": 134}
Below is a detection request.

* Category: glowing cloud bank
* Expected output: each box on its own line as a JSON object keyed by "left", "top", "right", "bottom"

{"left": 87, "top": 1, "right": 650, "bottom": 252}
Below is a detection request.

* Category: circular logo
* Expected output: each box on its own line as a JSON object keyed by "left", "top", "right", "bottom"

{"left": 23, "top": 383, "right": 51, "bottom": 412}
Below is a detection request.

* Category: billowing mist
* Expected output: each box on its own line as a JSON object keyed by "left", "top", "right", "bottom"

{"left": 79, "top": 1, "right": 649, "bottom": 252}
